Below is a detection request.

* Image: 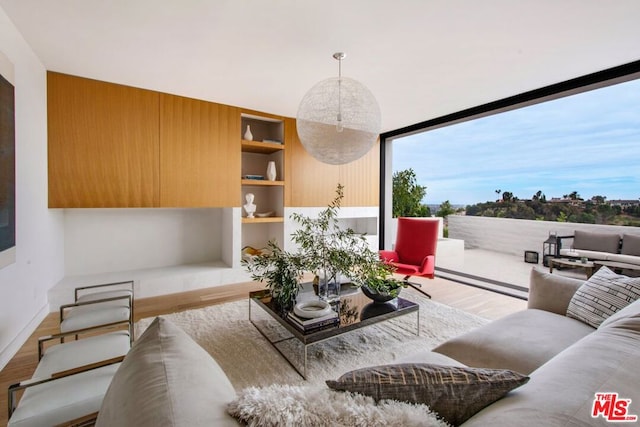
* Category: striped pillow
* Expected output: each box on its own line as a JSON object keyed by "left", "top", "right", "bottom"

{"left": 567, "top": 267, "right": 640, "bottom": 328}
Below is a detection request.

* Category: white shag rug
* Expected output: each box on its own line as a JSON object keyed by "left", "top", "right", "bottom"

{"left": 136, "top": 288, "right": 488, "bottom": 389}
{"left": 227, "top": 384, "right": 450, "bottom": 427}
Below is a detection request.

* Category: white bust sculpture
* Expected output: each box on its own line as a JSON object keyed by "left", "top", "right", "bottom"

{"left": 243, "top": 193, "right": 256, "bottom": 218}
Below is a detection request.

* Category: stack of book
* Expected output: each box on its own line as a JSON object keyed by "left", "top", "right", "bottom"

{"left": 287, "top": 310, "right": 339, "bottom": 332}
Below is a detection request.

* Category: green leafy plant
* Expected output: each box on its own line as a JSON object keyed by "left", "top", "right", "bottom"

{"left": 290, "top": 184, "right": 378, "bottom": 288}
{"left": 242, "top": 240, "right": 303, "bottom": 311}
{"left": 291, "top": 184, "right": 403, "bottom": 296}
{"left": 244, "top": 184, "right": 405, "bottom": 308}
{"left": 360, "top": 262, "right": 406, "bottom": 298}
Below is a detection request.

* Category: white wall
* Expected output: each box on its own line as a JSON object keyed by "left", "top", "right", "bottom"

{"left": 283, "top": 206, "right": 379, "bottom": 253}
{"left": 64, "top": 208, "right": 225, "bottom": 275}
{"left": 0, "top": 7, "right": 65, "bottom": 370}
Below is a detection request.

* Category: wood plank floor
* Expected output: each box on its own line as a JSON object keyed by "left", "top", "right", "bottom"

{"left": 0, "top": 277, "right": 526, "bottom": 425}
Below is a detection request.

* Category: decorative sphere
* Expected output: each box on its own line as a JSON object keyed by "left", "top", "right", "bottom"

{"left": 296, "top": 77, "right": 381, "bottom": 165}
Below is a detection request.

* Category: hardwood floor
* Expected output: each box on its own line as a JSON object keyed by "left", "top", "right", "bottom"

{"left": 0, "top": 277, "right": 526, "bottom": 425}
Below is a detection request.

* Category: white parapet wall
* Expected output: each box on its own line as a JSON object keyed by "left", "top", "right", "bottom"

{"left": 448, "top": 215, "right": 640, "bottom": 258}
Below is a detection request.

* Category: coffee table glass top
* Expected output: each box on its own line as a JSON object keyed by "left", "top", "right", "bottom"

{"left": 249, "top": 282, "right": 419, "bottom": 345}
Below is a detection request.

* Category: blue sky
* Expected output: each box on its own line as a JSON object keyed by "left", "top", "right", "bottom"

{"left": 393, "top": 78, "right": 640, "bottom": 206}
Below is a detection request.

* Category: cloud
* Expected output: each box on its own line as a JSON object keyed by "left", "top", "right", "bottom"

{"left": 393, "top": 79, "right": 640, "bottom": 204}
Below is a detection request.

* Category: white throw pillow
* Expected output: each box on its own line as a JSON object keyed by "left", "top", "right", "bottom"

{"left": 566, "top": 267, "right": 640, "bottom": 328}
{"left": 95, "top": 317, "right": 238, "bottom": 427}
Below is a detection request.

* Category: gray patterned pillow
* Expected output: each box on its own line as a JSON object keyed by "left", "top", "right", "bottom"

{"left": 566, "top": 266, "right": 640, "bottom": 328}
{"left": 326, "top": 363, "right": 529, "bottom": 425}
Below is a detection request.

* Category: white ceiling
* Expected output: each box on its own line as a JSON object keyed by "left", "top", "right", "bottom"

{"left": 2, "top": 0, "right": 640, "bottom": 132}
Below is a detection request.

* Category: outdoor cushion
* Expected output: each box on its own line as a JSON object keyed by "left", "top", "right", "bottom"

{"left": 558, "top": 248, "right": 609, "bottom": 260}
{"left": 95, "top": 316, "right": 238, "bottom": 427}
{"left": 566, "top": 266, "right": 640, "bottom": 328}
{"left": 607, "top": 253, "right": 640, "bottom": 266}
{"left": 433, "top": 309, "right": 594, "bottom": 375}
{"left": 621, "top": 233, "right": 640, "bottom": 256}
{"left": 572, "top": 230, "right": 620, "bottom": 253}
{"left": 327, "top": 363, "right": 529, "bottom": 426}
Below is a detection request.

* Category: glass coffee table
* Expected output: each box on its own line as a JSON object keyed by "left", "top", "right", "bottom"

{"left": 249, "top": 282, "right": 420, "bottom": 379}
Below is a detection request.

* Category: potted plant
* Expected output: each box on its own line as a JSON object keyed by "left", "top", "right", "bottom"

{"left": 290, "top": 185, "right": 374, "bottom": 299}
{"left": 244, "top": 184, "right": 406, "bottom": 310}
{"left": 243, "top": 241, "right": 304, "bottom": 312}
{"left": 359, "top": 262, "right": 406, "bottom": 303}
{"left": 291, "top": 184, "right": 405, "bottom": 302}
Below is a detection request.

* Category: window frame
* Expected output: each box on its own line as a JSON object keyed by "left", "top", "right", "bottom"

{"left": 378, "top": 59, "right": 640, "bottom": 248}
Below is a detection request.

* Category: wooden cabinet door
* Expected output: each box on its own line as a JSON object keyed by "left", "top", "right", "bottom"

{"left": 48, "top": 72, "right": 160, "bottom": 207}
{"left": 159, "top": 94, "right": 240, "bottom": 207}
{"left": 288, "top": 119, "right": 380, "bottom": 207}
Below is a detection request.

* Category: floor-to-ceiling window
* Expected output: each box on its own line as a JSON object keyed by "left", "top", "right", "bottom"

{"left": 380, "top": 61, "right": 640, "bottom": 294}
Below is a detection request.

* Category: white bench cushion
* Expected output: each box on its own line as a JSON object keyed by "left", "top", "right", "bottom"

{"left": 76, "top": 289, "right": 133, "bottom": 305}
{"left": 8, "top": 363, "right": 120, "bottom": 427}
{"left": 60, "top": 304, "right": 130, "bottom": 333}
{"left": 36, "top": 331, "right": 130, "bottom": 378}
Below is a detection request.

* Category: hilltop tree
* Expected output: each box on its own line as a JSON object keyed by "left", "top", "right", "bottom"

{"left": 501, "top": 191, "right": 514, "bottom": 202}
{"left": 392, "top": 169, "right": 430, "bottom": 217}
{"left": 436, "top": 200, "right": 456, "bottom": 219}
{"left": 564, "top": 191, "right": 582, "bottom": 201}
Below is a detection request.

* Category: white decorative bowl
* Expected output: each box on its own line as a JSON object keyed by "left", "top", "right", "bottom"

{"left": 293, "top": 300, "right": 332, "bottom": 319}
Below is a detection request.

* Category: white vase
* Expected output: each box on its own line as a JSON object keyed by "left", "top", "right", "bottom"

{"left": 244, "top": 125, "right": 253, "bottom": 141}
{"left": 266, "top": 161, "right": 276, "bottom": 181}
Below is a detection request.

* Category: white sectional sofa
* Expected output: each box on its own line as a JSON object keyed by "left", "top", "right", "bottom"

{"left": 93, "top": 267, "right": 640, "bottom": 426}
{"left": 432, "top": 267, "right": 640, "bottom": 425}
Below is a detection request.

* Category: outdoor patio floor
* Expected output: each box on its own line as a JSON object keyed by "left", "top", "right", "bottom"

{"left": 435, "top": 248, "right": 587, "bottom": 300}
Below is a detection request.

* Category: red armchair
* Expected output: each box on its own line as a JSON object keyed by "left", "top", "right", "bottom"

{"left": 379, "top": 217, "right": 440, "bottom": 298}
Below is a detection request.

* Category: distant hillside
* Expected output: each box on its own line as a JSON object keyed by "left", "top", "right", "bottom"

{"left": 464, "top": 198, "right": 640, "bottom": 226}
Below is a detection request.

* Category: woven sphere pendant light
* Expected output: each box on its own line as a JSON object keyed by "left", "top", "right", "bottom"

{"left": 296, "top": 53, "right": 381, "bottom": 165}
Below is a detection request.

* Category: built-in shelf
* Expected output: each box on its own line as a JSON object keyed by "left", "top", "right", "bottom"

{"left": 241, "top": 140, "right": 285, "bottom": 154}
{"left": 242, "top": 217, "right": 284, "bottom": 224}
{"left": 240, "top": 113, "right": 286, "bottom": 251}
{"left": 241, "top": 179, "right": 285, "bottom": 186}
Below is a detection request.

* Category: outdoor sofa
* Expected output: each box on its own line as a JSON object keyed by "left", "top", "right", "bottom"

{"left": 93, "top": 267, "right": 640, "bottom": 426}
{"left": 557, "top": 229, "right": 640, "bottom": 266}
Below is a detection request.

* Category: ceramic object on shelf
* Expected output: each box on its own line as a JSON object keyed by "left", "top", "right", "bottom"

{"left": 243, "top": 193, "right": 256, "bottom": 218}
{"left": 266, "top": 161, "right": 276, "bottom": 181}
{"left": 244, "top": 125, "right": 253, "bottom": 141}
{"left": 255, "top": 211, "right": 274, "bottom": 218}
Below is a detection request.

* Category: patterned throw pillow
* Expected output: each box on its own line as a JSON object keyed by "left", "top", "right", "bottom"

{"left": 566, "top": 266, "right": 640, "bottom": 328}
{"left": 326, "top": 363, "right": 529, "bottom": 425}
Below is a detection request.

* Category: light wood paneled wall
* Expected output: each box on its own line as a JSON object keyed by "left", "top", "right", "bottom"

{"left": 288, "top": 121, "right": 379, "bottom": 207}
{"left": 160, "top": 94, "right": 240, "bottom": 207}
{"left": 47, "top": 72, "right": 160, "bottom": 207}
